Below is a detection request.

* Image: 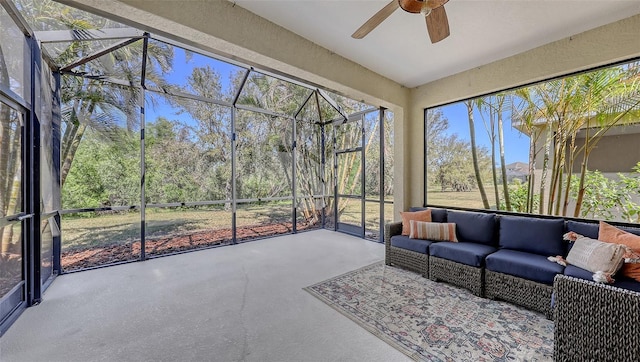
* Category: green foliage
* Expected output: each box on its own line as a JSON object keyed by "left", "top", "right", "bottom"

{"left": 428, "top": 135, "right": 491, "bottom": 193}
{"left": 569, "top": 164, "right": 640, "bottom": 223}
{"left": 11, "top": 0, "right": 392, "bottom": 231}
{"left": 62, "top": 129, "right": 139, "bottom": 208}
{"left": 618, "top": 163, "right": 640, "bottom": 223}
{"left": 504, "top": 179, "right": 538, "bottom": 213}
{"left": 426, "top": 109, "right": 492, "bottom": 193}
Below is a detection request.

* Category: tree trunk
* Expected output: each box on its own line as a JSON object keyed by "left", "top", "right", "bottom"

{"left": 539, "top": 125, "right": 552, "bottom": 214}
{"left": 491, "top": 143, "right": 500, "bottom": 209}
{"left": 561, "top": 134, "right": 576, "bottom": 216}
{"left": 554, "top": 168, "right": 564, "bottom": 216}
{"left": 573, "top": 159, "right": 588, "bottom": 218}
{"left": 465, "top": 101, "right": 490, "bottom": 209}
{"left": 548, "top": 128, "right": 566, "bottom": 215}
{"left": 527, "top": 133, "right": 536, "bottom": 213}
{"left": 498, "top": 109, "right": 510, "bottom": 210}
{"left": 1, "top": 178, "right": 21, "bottom": 254}
{"left": 0, "top": 105, "right": 12, "bottom": 217}
{"left": 0, "top": 43, "right": 12, "bottom": 218}
{"left": 60, "top": 122, "right": 87, "bottom": 187}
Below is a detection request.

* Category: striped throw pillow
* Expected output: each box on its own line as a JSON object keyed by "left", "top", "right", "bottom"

{"left": 409, "top": 220, "right": 458, "bottom": 242}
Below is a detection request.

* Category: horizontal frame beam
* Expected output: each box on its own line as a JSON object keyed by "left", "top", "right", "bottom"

{"left": 35, "top": 28, "right": 144, "bottom": 43}
{"left": 60, "top": 37, "right": 142, "bottom": 72}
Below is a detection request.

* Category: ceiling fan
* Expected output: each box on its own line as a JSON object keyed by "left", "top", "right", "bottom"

{"left": 352, "top": 0, "right": 451, "bottom": 43}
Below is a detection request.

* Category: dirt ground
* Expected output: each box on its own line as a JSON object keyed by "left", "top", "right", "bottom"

{"left": 61, "top": 222, "right": 320, "bottom": 272}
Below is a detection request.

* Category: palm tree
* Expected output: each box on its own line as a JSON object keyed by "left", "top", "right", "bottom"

{"left": 59, "top": 39, "right": 173, "bottom": 189}
{"left": 495, "top": 95, "right": 511, "bottom": 211}
{"left": 464, "top": 101, "right": 490, "bottom": 209}
{"left": 476, "top": 97, "right": 500, "bottom": 208}
{"left": 569, "top": 64, "right": 640, "bottom": 217}
{"left": 476, "top": 94, "right": 510, "bottom": 210}
{"left": 511, "top": 87, "right": 546, "bottom": 213}
{"left": 511, "top": 64, "right": 640, "bottom": 217}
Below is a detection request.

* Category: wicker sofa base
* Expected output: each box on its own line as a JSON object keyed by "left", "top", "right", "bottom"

{"left": 388, "top": 246, "right": 429, "bottom": 276}
{"left": 554, "top": 275, "right": 640, "bottom": 361}
{"left": 429, "top": 256, "right": 484, "bottom": 297}
{"left": 485, "top": 270, "right": 554, "bottom": 319}
{"left": 384, "top": 221, "right": 429, "bottom": 276}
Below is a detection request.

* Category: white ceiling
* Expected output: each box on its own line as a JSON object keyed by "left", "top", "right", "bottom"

{"left": 233, "top": 0, "right": 640, "bottom": 88}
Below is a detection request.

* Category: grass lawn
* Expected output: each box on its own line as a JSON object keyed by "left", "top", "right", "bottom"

{"left": 337, "top": 199, "right": 394, "bottom": 231}
{"left": 426, "top": 188, "right": 501, "bottom": 209}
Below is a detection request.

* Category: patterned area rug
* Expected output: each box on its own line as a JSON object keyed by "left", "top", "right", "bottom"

{"left": 304, "top": 262, "right": 553, "bottom": 361}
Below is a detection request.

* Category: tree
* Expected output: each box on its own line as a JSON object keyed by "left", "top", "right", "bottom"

{"left": 511, "top": 87, "right": 547, "bottom": 213}
{"left": 430, "top": 134, "right": 491, "bottom": 193}
{"left": 569, "top": 66, "right": 640, "bottom": 217}
{"left": 59, "top": 40, "right": 173, "bottom": 189}
{"left": 425, "top": 109, "right": 449, "bottom": 188}
{"left": 465, "top": 101, "right": 490, "bottom": 209}
{"left": 509, "top": 62, "right": 640, "bottom": 217}
{"left": 477, "top": 95, "right": 511, "bottom": 210}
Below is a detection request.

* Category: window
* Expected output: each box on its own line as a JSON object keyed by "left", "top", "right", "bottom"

{"left": 425, "top": 60, "right": 640, "bottom": 223}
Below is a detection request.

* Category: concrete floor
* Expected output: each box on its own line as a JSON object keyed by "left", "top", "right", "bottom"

{"left": 0, "top": 230, "right": 410, "bottom": 362}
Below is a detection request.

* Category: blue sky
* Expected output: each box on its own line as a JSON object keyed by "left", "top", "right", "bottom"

{"left": 144, "top": 44, "right": 530, "bottom": 166}
{"left": 145, "top": 44, "right": 241, "bottom": 125}
{"left": 438, "top": 102, "right": 530, "bottom": 165}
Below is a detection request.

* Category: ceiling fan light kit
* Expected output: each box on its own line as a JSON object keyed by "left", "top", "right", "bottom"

{"left": 352, "top": 0, "right": 451, "bottom": 43}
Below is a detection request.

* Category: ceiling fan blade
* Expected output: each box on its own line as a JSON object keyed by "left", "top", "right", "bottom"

{"left": 425, "top": 6, "right": 450, "bottom": 43}
{"left": 352, "top": 0, "right": 400, "bottom": 39}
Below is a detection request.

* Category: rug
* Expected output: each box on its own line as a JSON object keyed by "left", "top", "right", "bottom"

{"left": 304, "top": 262, "right": 553, "bottom": 362}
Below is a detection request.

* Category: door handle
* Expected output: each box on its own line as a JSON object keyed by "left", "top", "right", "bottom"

{"left": 16, "top": 213, "right": 34, "bottom": 221}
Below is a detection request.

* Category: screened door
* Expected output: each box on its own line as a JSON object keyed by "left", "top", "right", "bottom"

{"left": 0, "top": 101, "right": 26, "bottom": 324}
{"left": 334, "top": 118, "right": 365, "bottom": 237}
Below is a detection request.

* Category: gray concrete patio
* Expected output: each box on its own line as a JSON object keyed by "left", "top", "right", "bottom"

{"left": 0, "top": 230, "right": 409, "bottom": 362}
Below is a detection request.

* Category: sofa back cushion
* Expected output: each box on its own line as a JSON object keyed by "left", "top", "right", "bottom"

{"left": 566, "top": 220, "right": 599, "bottom": 239}
{"left": 447, "top": 210, "right": 496, "bottom": 246}
{"left": 499, "top": 215, "right": 565, "bottom": 256}
{"left": 410, "top": 207, "right": 447, "bottom": 222}
{"left": 566, "top": 220, "right": 600, "bottom": 252}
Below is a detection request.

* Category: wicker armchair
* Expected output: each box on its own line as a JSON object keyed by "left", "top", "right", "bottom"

{"left": 553, "top": 275, "right": 640, "bottom": 361}
{"left": 384, "top": 222, "right": 429, "bottom": 276}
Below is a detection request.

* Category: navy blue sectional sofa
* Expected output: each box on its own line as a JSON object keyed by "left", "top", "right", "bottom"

{"left": 385, "top": 207, "right": 640, "bottom": 360}
{"left": 384, "top": 208, "right": 640, "bottom": 319}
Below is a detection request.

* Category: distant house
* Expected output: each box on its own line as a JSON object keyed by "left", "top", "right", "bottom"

{"left": 503, "top": 162, "right": 529, "bottom": 183}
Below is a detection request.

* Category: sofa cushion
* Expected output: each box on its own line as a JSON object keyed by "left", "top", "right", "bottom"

{"left": 486, "top": 249, "right": 564, "bottom": 285}
{"left": 613, "top": 279, "right": 640, "bottom": 293}
{"left": 400, "top": 209, "right": 431, "bottom": 236}
{"left": 614, "top": 224, "right": 640, "bottom": 236}
{"left": 599, "top": 221, "right": 640, "bottom": 282}
{"left": 566, "top": 220, "right": 599, "bottom": 239}
{"left": 564, "top": 265, "right": 594, "bottom": 280}
{"left": 566, "top": 220, "right": 600, "bottom": 252}
{"left": 390, "top": 235, "right": 432, "bottom": 254}
{"left": 410, "top": 221, "right": 458, "bottom": 242}
{"left": 499, "top": 215, "right": 565, "bottom": 256}
{"left": 564, "top": 265, "right": 640, "bottom": 293}
{"left": 410, "top": 207, "right": 447, "bottom": 222}
{"left": 430, "top": 242, "right": 497, "bottom": 267}
{"left": 447, "top": 210, "right": 496, "bottom": 246}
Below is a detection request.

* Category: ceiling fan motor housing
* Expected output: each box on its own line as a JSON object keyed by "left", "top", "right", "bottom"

{"left": 398, "top": 0, "right": 449, "bottom": 14}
